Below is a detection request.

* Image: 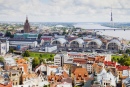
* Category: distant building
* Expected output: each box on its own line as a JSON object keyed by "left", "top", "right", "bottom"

{"left": 24, "top": 16, "right": 30, "bottom": 33}
{"left": 14, "top": 33, "right": 38, "bottom": 40}
{"left": 9, "top": 39, "right": 38, "bottom": 48}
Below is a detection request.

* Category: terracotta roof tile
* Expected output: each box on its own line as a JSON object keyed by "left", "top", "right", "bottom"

{"left": 73, "top": 58, "right": 87, "bottom": 64}
{"left": 95, "top": 56, "right": 105, "bottom": 63}
{"left": 48, "top": 71, "right": 69, "bottom": 82}
{"left": 0, "top": 82, "right": 12, "bottom": 87}
{"left": 116, "top": 65, "right": 130, "bottom": 71}
{"left": 73, "top": 68, "right": 89, "bottom": 82}
{"left": 104, "top": 61, "right": 116, "bottom": 67}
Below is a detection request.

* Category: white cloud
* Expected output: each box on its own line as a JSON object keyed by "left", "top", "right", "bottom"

{"left": 0, "top": 0, "right": 129, "bottom": 22}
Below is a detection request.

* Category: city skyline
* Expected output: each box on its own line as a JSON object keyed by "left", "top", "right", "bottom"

{"left": 0, "top": 0, "right": 130, "bottom": 22}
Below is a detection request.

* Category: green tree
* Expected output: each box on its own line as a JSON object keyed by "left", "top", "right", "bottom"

{"left": 40, "top": 58, "right": 45, "bottom": 64}
{"left": 112, "top": 57, "right": 117, "bottom": 62}
{"left": 0, "top": 56, "right": 4, "bottom": 63}
{"left": 124, "top": 61, "right": 130, "bottom": 66}
{"left": 23, "top": 57, "right": 29, "bottom": 61}
{"left": 50, "top": 54, "right": 53, "bottom": 58}
{"left": 62, "top": 29, "right": 66, "bottom": 35}
{"left": 39, "top": 54, "right": 42, "bottom": 58}
{"left": 5, "top": 31, "right": 11, "bottom": 37}
{"left": 123, "top": 54, "right": 128, "bottom": 58}
{"left": 118, "top": 50, "right": 123, "bottom": 54}
{"left": 126, "top": 49, "right": 130, "bottom": 54}
{"left": 22, "top": 50, "right": 30, "bottom": 57}
{"left": 43, "top": 85, "right": 47, "bottom": 87}
{"left": 38, "top": 34, "right": 42, "bottom": 39}
{"left": 32, "top": 57, "right": 40, "bottom": 68}
{"left": 9, "top": 48, "right": 14, "bottom": 53}
{"left": 47, "top": 57, "right": 54, "bottom": 61}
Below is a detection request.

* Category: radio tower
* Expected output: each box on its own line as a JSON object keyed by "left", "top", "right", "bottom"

{"left": 110, "top": 7, "right": 114, "bottom": 27}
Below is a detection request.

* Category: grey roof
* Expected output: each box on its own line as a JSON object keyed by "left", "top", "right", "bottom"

{"left": 87, "top": 39, "right": 102, "bottom": 47}
{"left": 107, "top": 39, "right": 121, "bottom": 46}
{"left": 70, "top": 38, "right": 84, "bottom": 45}
{"left": 9, "top": 39, "right": 38, "bottom": 42}
{"left": 52, "top": 38, "right": 67, "bottom": 44}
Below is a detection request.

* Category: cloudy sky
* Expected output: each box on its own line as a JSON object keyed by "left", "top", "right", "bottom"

{"left": 0, "top": 0, "right": 130, "bottom": 22}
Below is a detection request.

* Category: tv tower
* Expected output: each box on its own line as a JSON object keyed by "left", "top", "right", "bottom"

{"left": 110, "top": 7, "right": 114, "bottom": 27}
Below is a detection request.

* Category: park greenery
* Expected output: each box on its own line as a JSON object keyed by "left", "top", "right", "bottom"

{"left": 0, "top": 56, "right": 4, "bottom": 63}
{"left": 22, "top": 51, "right": 55, "bottom": 68}
{"left": 5, "top": 31, "right": 14, "bottom": 38}
{"left": 112, "top": 54, "right": 130, "bottom": 66}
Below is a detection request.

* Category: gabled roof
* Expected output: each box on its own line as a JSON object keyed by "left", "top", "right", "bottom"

{"left": 104, "top": 61, "right": 116, "bottom": 67}
{"left": 48, "top": 71, "right": 69, "bottom": 82}
{"left": 73, "top": 58, "right": 87, "bottom": 64}
{"left": 116, "top": 65, "right": 130, "bottom": 71}
{"left": 73, "top": 68, "right": 88, "bottom": 82}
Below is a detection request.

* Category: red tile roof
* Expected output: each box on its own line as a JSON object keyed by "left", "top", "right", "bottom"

{"left": 0, "top": 82, "right": 12, "bottom": 87}
{"left": 73, "top": 58, "right": 87, "bottom": 64}
{"left": 116, "top": 65, "right": 130, "bottom": 71}
{"left": 48, "top": 71, "right": 69, "bottom": 82}
{"left": 73, "top": 68, "right": 89, "bottom": 82}
{"left": 95, "top": 56, "right": 105, "bottom": 63}
{"left": 104, "top": 61, "right": 116, "bottom": 67}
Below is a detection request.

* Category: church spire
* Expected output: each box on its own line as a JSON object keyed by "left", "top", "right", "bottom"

{"left": 26, "top": 15, "right": 28, "bottom": 23}
{"left": 24, "top": 16, "right": 30, "bottom": 33}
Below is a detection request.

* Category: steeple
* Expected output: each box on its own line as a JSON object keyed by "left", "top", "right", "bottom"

{"left": 26, "top": 15, "right": 28, "bottom": 23}
{"left": 24, "top": 16, "right": 30, "bottom": 33}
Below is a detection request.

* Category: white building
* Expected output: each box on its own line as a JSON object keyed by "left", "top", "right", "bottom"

{"left": 47, "top": 65, "right": 59, "bottom": 75}
{"left": 56, "top": 82, "right": 72, "bottom": 87}
{"left": 9, "top": 40, "right": 38, "bottom": 47}
{"left": 0, "top": 41, "right": 9, "bottom": 55}
{"left": 96, "top": 68, "right": 116, "bottom": 87}
{"left": 45, "top": 45, "right": 57, "bottom": 52}
{"left": 54, "top": 54, "right": 64, "bottom": 66}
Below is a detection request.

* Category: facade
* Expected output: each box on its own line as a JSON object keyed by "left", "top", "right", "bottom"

{"left": 24, "top": 17, "right": 30, "bottom": 33}
{"left": 9, "top": 40, "right": 38, "bottom": 48}
{"left": 0, "top": 41, "right": 9, "bottom": 55}
{"left": 47, "top": 65, "right": 59, "bottom": 75}
{"left": 35, "top": 64, "right": 47, "bottom": 75}
{"left": 69, "top": 38, "right": 84, "bottom": 48}
{"left": 87, "top": 39, "right": 102, "bottom": 49}
{"left": 40, "top": 36, "right": 53, "bottom": 43}
{"left": 54, "top": 54, "right": 64, "bottom": 66}
{"left": 14, "top": 33, "right": 38, "bottom": 40}
{"left": 106, "top": 39, "right": 121, "bottom": 51}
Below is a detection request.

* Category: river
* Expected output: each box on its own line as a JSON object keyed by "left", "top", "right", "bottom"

{"left": 74, "top": 23, "right": 130, "bottom": 40}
